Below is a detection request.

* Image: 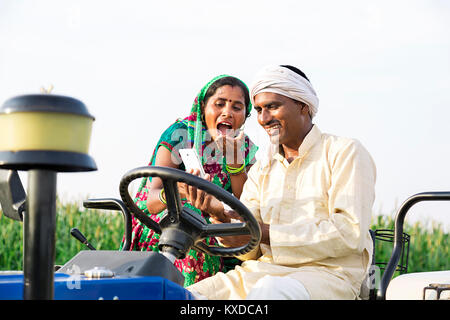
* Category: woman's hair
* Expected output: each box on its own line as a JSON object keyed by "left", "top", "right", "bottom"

{"left": 203, "top": 76, "right": 251, "bottom": 118}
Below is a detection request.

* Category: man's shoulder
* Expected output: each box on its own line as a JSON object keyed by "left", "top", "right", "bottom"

{"left": 320, "top": 131, "right": 368, "bottom": 154}
{"left": 319, "top": 131, "right": 376, "bottom": 173}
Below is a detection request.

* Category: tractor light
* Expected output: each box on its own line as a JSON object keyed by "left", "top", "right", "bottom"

{"left": 0, "top": 94, "right": 96, "bottom": 172}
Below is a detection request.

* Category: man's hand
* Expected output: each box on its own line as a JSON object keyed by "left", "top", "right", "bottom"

{"left": 184, "top": 168, "right": 271, "bottom": 247}
{"left": 183, "top": 169, "right": 228, "bottom": 221}
{"left": 211, "top": 210, "right": 271, "bottom": 247}
{"left": 210, "top": 210, "right": 252, "bottom": 247}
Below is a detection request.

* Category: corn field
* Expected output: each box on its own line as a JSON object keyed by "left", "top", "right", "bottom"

{"left": 0, "top": 201, "right": 448, "bottom": 275}
{"left": 0, "top": 200, "right": 125, "bottom": 270}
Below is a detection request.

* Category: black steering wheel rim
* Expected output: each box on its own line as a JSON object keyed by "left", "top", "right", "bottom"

{"left": 119, "top": 165, "right": 261, "bottom": 257}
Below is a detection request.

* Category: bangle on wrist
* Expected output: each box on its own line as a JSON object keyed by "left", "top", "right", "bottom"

{"left": 158, "top": 188, "right": 167, "bottom": 205}
{"left": 226, "top": 163, "right": 246, "bottom": 175}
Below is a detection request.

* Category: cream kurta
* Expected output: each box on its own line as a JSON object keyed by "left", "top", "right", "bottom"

{"left": 188, "top": 125, "right": 377, "bottom": 300}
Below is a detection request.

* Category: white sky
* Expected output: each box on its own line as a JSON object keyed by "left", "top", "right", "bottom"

{"left": 1, "top": 0, "right": 449, "bottom": 230}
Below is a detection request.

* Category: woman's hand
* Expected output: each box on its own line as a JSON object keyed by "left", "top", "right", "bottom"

{"left": 176, "top": 181, "right": 188, "bottom": 199}
{"left": 214, "top": 129, "right": 246, "bottom": 167}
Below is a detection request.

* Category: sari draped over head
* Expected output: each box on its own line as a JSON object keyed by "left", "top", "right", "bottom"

{"left": 122, "top": 75, "right": 258, "bottom": 287}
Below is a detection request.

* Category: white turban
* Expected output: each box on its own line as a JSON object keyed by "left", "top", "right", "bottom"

{"left": 250, "top": 65, "right": 319, "bottom": 118}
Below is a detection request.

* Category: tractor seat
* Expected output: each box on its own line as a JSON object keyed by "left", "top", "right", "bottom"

{"left": 386, "top": 270, "right": 450, "bottom": 300}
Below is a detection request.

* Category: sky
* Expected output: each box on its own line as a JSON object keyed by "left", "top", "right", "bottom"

{"left": 1, "top": 0, "right": 449, "bottom": 231}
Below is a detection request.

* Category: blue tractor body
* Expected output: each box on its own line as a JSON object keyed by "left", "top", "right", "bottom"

{"left": 0, "top": 273, "right": 193, "bottom": 300}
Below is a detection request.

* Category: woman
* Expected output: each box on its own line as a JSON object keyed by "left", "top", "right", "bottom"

{"left": 124, "top": 74, "right": 258, "bottom": 287}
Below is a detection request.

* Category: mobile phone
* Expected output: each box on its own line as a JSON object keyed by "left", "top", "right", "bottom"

{"left": 180, "top": 148, "right": 235, "bottom": 214}
{"left": 179, "top": 148, "right": 206, "bottom": 178}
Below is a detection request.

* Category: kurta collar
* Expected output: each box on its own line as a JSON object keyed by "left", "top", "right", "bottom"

{"left": 270, "top": 124, "right": 322, "bottom": 165}
{"left": 297, "top": 124, "right": 321, "bottom": 159}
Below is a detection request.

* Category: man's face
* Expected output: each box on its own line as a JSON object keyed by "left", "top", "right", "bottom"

{"left": 253, "top": 92, "right": 311, "bottom": 148}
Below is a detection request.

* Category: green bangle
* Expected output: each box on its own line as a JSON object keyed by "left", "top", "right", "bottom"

{"left": 226, "top": 163, "right": 245, "bottom": 175}
{"left": 159, "top": 188, "right": 167, "bottom": 205}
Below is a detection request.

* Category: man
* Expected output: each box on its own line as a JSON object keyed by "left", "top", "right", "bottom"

{"left": 187, "top": 65, "right": 376, "bottom": 300}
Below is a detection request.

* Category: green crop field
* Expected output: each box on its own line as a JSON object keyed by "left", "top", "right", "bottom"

{"left": 1, "top": 201, "right": 448, "bottom": 276}
{"left": 0, "top": 200, "right": 125, "bottom": 270}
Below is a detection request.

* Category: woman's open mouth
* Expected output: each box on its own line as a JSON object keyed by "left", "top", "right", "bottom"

{"left": 216, "top": 121, "right": 233, "bottom": 136}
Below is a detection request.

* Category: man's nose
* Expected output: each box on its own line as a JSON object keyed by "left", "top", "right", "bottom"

{"left": 258, "top": 108, "right": 271, "bottom": 125}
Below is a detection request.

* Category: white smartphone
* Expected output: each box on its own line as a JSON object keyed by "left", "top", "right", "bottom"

{"left": 180, "top": 148, "right": 235, "bottom": 214}
{"left": 179, "top": 148, "right": 206, "bottom": 178}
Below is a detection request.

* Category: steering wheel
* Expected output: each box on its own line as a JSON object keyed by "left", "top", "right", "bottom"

{"left": 119, "top": 166, "right": 261, "bottom": 259}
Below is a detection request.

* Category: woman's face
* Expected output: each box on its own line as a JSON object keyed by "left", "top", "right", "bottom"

{"left": 202, "top": 85, "right": 246, "bottom": 141}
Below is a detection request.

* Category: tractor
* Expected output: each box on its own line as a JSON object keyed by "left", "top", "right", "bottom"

{"left": 0, "top": 93, "right": 448, "bottom": 301}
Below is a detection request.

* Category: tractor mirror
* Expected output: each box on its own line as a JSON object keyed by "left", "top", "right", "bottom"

{"left": 0, "top": 169, "right": 26, "bottom": 221}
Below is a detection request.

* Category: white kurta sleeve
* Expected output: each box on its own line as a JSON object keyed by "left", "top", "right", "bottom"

{"left": 270, "top": 139, "right": 376, "bottom": 265}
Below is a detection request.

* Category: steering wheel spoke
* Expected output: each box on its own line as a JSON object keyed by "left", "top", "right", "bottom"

{"left": 193, "top": 240, "right": 255, "bottom": 257}
{"left": 161, "top": 178, "right": 182, "bottom": 223}
{"left": 201, "top": 222, "right": 250, "bottom": 238}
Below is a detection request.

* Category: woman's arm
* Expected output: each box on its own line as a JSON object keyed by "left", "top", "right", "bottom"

{"left": 146, "top": 146, "right": 186, "bottom": 214}
{"left": 228, "top": 163, "right": 253, "bottom": 198}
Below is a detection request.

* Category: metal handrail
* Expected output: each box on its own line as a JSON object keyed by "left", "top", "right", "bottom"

{"left": 377, "top": 191, "right": 450, "bottom": 300}
{"left": 83, "top": 198, "right": 133, "bottom": 251}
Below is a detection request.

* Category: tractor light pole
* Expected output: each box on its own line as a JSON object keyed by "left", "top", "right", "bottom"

{"left": 0, "top": 94, "right": 97, "bottom": 299}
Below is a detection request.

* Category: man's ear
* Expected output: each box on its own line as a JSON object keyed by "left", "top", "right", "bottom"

{"left": 298, "top": 102, "right": 308, "bottom": 112}
{"left": 299, "top": 102, "right": 312, "bottom": 119}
